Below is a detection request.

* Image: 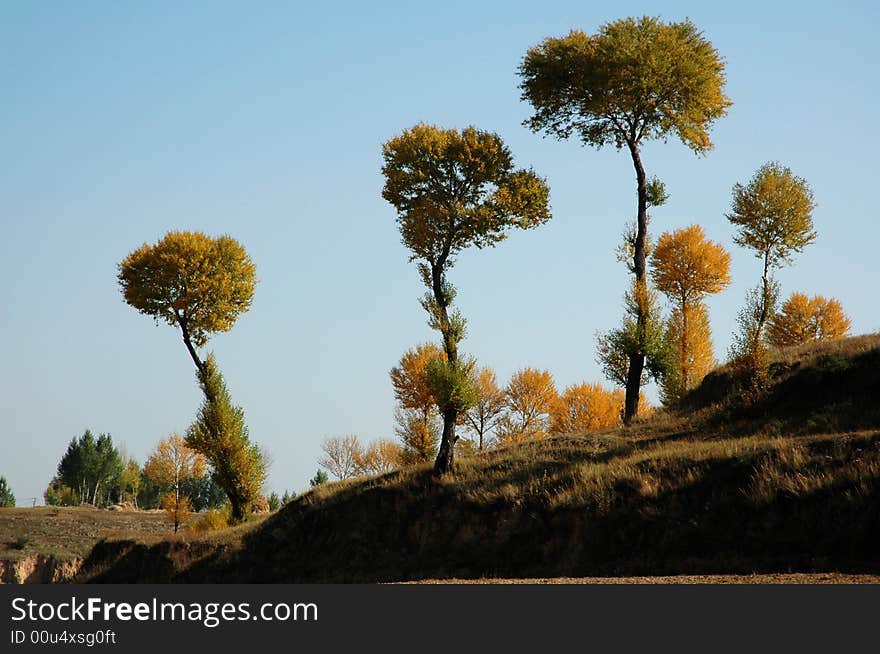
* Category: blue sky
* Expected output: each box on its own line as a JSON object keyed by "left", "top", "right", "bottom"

{"left": 2, "top": 1, "right": 878, "bottom": 504}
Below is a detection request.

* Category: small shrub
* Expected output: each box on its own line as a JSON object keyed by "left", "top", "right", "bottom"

{"left": 187, "top": 507, "right": 230, "bottom": 534}
{"left": 12, "top": 535, "right": 30, "bottom": 550}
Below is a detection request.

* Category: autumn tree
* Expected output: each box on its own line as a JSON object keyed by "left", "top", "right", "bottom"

{"left": 496, "top": 368, "right": 558, "bottom": 444}
{"left": 650, "top": 225, "right": 730, "bottom": 400}
{"left": 767, "top": 293, "right": 851, "bottom": 348}
{"left": 660, "top": 304, "right": 716, "bottom": 404}
{"left": 463, "top": 366, "right": 506, "bottom": 450}
{"left": 119, "top": 231, "right": 263, "bottom": 523}
{"left": 186, "top": 354, "right": 265, "bottom": 523}
{"left": 118, "top": 230, "right": 256, "bottom": 375}
{"left": 355, "top": 439, "right": 405, "bottom": 476}
{"left": 519, "top": 16, "right": 731, "bottom": 423}
{"left": 727, "top": 162, "right": 817, "bottom": 348}
{"left": 318, "top": 435, "right": 362, "bottom": 480}
{"left": 394, "top": 408, "right": 440, "bottom": 465}
{"left": 145, "top": 434, "right": 206, "bottom": 532}
{"left": 382, "top": 124, "right": 551, "bottom": 474}
{"left": 390, "top": 343, "right": 444, "bottom": 461}
{"left": 550, "top": 383, "right": 624, "bottom": 434}
{"left": 118, "top": 457, "right": 142, "bottom": 507}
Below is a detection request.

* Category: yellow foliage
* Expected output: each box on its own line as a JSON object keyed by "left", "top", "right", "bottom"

{"left": 187, "top": 507, "right": 230, "bottom": 534}
{"left": 390, "top": 343, "right": 445, "bottom": 415}
{"left": 767, "top": 293, "right": 851, "bottom": 348}
{"left": 550, "top": 383, "right": 624, "bottom": 434}
{"left": 662, "top": 302, "right": 716, "bottom": 402}
{"left": 117, "top": 230, "right": 256, "bottom": 349}
{"left": 160, "top": 492, "right": 192, "bottom": 533}
{"left": 496, "top": 368, "right": 558, "bottom": 444}
{"left": 651, "top": 225, "right": 731, "bottom": 305}
{"left": 355, "top": 439, "right": 405, "bottom": 476}
{"left": 144, "top": 434, "right": 206, "bottom": 491}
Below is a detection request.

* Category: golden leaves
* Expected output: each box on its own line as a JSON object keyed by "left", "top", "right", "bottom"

{"left": 144, "top": 433, "right": 206, "bottom": 491}
{"left": 651, "top": 225, "right": 731, "bottom": 304}
{"left": 767, "top": 293, "right": 851, "bottom": 348}
{"left": 550, "top": 383, "right": 625, "bottom": 434}
{"left": 118, "top": 230, "right": 256, "bottom": 348}
{"left": 496, "top": 368, "right": 558, "bottom": 444}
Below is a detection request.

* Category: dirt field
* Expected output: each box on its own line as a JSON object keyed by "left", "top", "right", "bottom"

{"left": 405, "top": 573, "right": 880, "bottom": 584}
{"left": 0, "top": 506, "right": 174, "bottom": 561}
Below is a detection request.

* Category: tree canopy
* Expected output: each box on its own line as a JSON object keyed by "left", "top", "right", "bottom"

{"left": 519, "top": 17, "right": 731, "bottom": 153}
{"left": 767, "top": 293, "right": 850, "bottom": 348}
{"left": 727, "top": 162, "right": 817, "bottom": 270}
{"left": 651, "top": 225, "right": 731, "bottom": 306}
{"left": 117, "top": 230, "right": 257, "bottom": 371}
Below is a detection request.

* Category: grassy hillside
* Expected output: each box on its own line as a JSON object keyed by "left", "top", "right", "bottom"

{"left": 79, "top": 335, "right": 880, "bottom": 583}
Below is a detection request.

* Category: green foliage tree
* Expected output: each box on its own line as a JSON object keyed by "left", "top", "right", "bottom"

{"left": 519, "top": 16, "right": 731, "bottom": 423}
{"left": 267, "top": 492, "right": 281, "bottom": 512}
{"left": 596, "top": 280, "right": 672, "bottom": 394}
{"left": 52, "top": 430, "right": 123, "bottom": 506}
{"left": 118, "top": 457, "right": 142, "bottom": 507}
{"left": 382, "top": 123, "right": 552, "bottom": 474}
{"left": 727, "top": 162, "right": 817, "bottom": 347}
{"left": 0, "top": 476, "right": 15, "bottom": 507}
{"left": 186, "top": 355, "right": 265, "bottom": 523}
{"left": 309, "top": 469, "right": 329, "bottom": 488}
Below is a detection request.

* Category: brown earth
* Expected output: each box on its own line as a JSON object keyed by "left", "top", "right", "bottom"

{"left": 404, "top": 573, "right": 880, "bottom": 584}
{"left": 0, "top": 506, "right": 174, "bottom": 583}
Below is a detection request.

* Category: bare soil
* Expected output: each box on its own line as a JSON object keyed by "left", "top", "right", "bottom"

{"left": 403, "top": 573, "right": 880, "bottom": 584}
{"left": 0, "top": 506, "right": 173, "bottom": 562}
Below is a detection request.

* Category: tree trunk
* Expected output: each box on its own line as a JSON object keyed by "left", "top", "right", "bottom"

{"left": 430, "top": 260, "right": 459, "bottom": 475}
{"left": 176, "top": 311, "right": 206, "bottom": 375}
{"left": 755, "top": 250, "right": 772, "bottom": 349}
{"left": 624, "top": 140, "right": 649, "bottom": 425}
{"left": 434, "top": 408, "right": 458, "bottom": 475}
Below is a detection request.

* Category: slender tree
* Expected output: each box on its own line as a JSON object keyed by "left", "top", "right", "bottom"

{"left": 496, "top": 368, "right": 558, "bottom": 444}
{"left": 119, "top": 232, "right": 262, "bottom": 522}
{"left": 519, "top": 16, "right": 731, "bottom": 423}
{"left": 727, "top": 162, "right": 817, "bottom": 347}
{"left": 318, "top": 435, "right": 363, "bottom": 480}
{"left": 382, "top": 124, "right": 551, "bottom": 474}
{"left": 145, "top": 434, "right": 206, "bottom": 532}
{"left": 464, "top": 366, "right": 506, "bottom": 450}
{"left": 651, "top": 225, "right": 731, "bottom": 399}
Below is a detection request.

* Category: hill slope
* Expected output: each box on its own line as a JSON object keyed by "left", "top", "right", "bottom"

{"left": 79, "top": 335, "right": 880, "bottom": 582}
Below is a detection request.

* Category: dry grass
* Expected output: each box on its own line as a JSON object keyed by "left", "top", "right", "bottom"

{"left": 72, "top": 334, "right": 880, "bottom": 583}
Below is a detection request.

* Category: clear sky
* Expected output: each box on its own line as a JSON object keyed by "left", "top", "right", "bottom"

{"left": 2, "top": 1, "right": 878, "bottom": 505}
